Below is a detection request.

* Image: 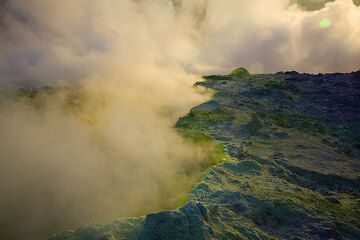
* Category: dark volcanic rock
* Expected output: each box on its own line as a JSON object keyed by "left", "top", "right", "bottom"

{"left": 139, "top": 211, "right": 190, "bottom": 240}
{"left": 191, "top": 100, "right": 220, "bottom": 113}
{"left": 139, "top": 203, "right": 209, "bottom": 240}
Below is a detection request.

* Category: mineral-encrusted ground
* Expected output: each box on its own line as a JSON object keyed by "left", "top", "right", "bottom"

{"left": 50, "top": 70, "right": 360, "bottom": 240}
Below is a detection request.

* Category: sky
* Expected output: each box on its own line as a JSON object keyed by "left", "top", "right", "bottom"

{"left": 0, "top": 0, "right": 359, "bottom": 87}
{"left": 0, "top": 1, "right": 359, "bottom": 240}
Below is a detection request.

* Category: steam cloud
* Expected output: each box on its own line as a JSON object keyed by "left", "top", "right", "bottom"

{"left": 0, "top": 0, "right": 359, "bottom": 239}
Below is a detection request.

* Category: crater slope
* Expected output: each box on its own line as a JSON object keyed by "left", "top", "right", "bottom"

{"left": 51, "top": 70, "right": 360, "bottom": 240}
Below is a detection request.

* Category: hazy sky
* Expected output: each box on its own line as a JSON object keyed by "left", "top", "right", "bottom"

{"left": 0, "top": 1, "right": 359, "bottom": 240}
{"left": 0, "top": 0, "right": 359, "bottom": 87}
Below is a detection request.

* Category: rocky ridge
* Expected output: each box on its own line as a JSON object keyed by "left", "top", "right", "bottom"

{"left": 50, "top": 69, "right": 360, "bottom": 240}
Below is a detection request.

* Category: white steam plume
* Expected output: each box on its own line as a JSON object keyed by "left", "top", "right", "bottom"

{"left": 0, "top": 1, "right": 359, "bottom": 240}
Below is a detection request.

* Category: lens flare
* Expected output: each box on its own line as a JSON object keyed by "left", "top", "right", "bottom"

{"left": 319, "top": 18, "right": 332, "bottom": 29}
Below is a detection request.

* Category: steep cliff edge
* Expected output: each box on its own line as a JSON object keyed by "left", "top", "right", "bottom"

{"left": 50, "top": 70, "right": 360, "bottom": 240}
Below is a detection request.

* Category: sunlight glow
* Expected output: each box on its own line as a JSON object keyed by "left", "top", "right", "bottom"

{"left": 320, "top": 17, "right": 332, "bottom": 29}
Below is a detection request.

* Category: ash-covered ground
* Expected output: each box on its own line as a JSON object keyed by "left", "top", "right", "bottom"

{"left": 51, "top": 69, "right": 360, "bottom": 240}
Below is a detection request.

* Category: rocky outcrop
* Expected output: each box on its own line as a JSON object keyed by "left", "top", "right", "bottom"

{"left": 139, "top": 203, "right": 209, "bottom": 240}
{"left": 230, "top": 67, "right": 250, "bottom": 77}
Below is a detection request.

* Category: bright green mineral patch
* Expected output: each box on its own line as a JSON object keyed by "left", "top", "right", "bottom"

{"left": 230, "top": 67, "right": 250, "bottom": 77}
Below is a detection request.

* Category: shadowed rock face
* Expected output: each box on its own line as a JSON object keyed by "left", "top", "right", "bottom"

{"left": 191, "top": 100, "right": 220, "bottom": 113}
{"left": 50, "top": 70, "right": 360, "bottom": 240}
{"left": 139, "top": 203, "right": 209, "bottom": 240}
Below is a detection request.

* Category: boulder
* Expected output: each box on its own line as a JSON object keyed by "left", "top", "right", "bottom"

{"left": 230, "top": 67, "right": 250, "bottom": 77}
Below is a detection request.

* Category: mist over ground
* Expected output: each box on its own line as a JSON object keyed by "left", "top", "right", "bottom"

{"left": 0, "top": 0, "right": 359, "bottom": 240}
